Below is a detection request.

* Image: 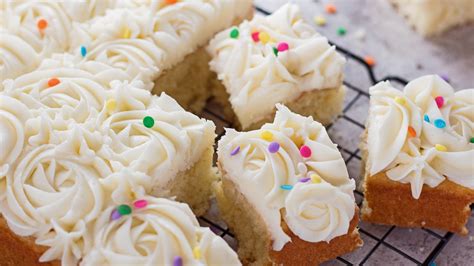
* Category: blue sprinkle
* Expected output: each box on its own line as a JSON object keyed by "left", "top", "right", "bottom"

{"left": 80, "top": 46, "right": 87, "bottom": 57}
{"left": 423, "top": 114, "right": 430, "bottom": 123}
{"left": 280, "top": 184, "right": 293, "bottom": 190}
{"left": 434, "top": 119, "right": 446, "bottom": 129}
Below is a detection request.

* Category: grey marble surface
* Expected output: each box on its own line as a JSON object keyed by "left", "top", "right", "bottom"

{"left": 202, "top": 1, "right": 474, "bottom": 265}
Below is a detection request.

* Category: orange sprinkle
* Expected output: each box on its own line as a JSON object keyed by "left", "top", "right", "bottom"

{"left": 164, "top": 0, "right": 178, "bottom": 4}
{"left": 364, "top": 56, "right": 376, "bottom": 67}
{"left": 47, "top": 78, "right": 60, "bottom": 87}
{"left": 325, "top": 4, "right": 337, "bottom": 14}
{"left": 408, "top": 126, "right": 416, "bottom": 137}
{"left": 37, "top": 19, "right": 48, "bottom": 30}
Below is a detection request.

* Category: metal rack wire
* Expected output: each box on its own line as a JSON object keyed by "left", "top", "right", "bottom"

{"left": 197, "top": 5, "right": 471, "bottom": 266}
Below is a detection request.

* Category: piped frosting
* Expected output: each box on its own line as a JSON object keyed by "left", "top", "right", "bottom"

{"left": 367, "top": 75, "right": 474, "bottom": 199}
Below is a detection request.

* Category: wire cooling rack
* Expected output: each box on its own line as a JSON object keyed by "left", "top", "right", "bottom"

{"left": 197, "top": 5, "right": 473, "bottom": 266}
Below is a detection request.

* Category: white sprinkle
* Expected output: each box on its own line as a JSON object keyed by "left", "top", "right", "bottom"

{"left": 353, "top": 29, "right": 366, "bottom": 41}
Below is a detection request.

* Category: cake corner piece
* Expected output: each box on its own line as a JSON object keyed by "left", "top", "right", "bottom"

{"left": 362, "top": 74, "right": 474, "bottom": 234}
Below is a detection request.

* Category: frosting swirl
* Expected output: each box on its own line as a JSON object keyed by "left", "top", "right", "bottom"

{"left": 99, "top": 82, "right": 216, "bottom": 190}
{"left": 0, "top": 125, "right": 110, "bottom": 265}
{"left": 207, "top": 3, "right": 345, "bottom": 128}
{"left": 368, "top": 75, "right": 474, "bottom": 197}
{"left": 285, "top": 182, "right": 355, "bottom": 243}
{"left": 0, "top": 32, "right": 41, "bottom": 81}
{"left": 82, "top": 196, "right": 240, "bottom": 266}
{"left": 218, "top": 104, "right": 355, "bottom": 250}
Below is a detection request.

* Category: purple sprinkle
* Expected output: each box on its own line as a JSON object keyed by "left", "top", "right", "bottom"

{"left": 268, "top": 142, "right": 280, "bottom": 153}
{"left": 173, "top": 256, "right": 183, "bottom": 266}
{"left": 110, "top": 209, "right": 121, "bottom": 221}
{"left": 440, "top": 74, "right": 450, "bottom": 83}
{"left": 230, "top": 146, "right": 240, "bottom": 156}
{"left": 299, "top": 177, "right": 311, "bottom": 183}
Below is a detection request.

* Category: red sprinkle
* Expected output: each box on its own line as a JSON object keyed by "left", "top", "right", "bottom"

{"left": 277, "top": 42, "right": 289, "bottom": 52}
{"left": 47, "top": 78, "right": 60, "bottom": 87}
{"left": 300, "top": 145, "right": 312, "bottom": 158}
{"left": 133, "top": 199, "right": 148, "bottom": 209}
{"left": 37, "top": 19, "right": 48, "bottom": 31}
{"left": 435, "top": 96, "right": 444, "bottom": 108}
{"left": 251, "top": 31, "right": 260, "bottom": 42}
{"left": 408, "top": 126, "right": 416, "bottom": 137}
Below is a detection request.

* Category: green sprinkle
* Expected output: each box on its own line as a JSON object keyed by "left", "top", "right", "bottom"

{"left": 337, "top": 27, "right": 347, "bottom": 36}
{"left": 470, "top": 137, "right": 474, "bottom": 143}
{"left": 230, "top": 28, "right": 239, "bottom": 39}
{"left": 143, "top": 116, "right": 155, "bottom": 128}
{"left": 273, "top": 47, "right": 278, "bottom": 56}
{"left": 117, "top": 204, "right": 132, "bottom": 215}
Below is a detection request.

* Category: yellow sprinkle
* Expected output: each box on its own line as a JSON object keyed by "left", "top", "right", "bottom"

{"left": 314, "top": 15, "right": 326, "bottom": 26}
{"left": 259, "top": 32, "right": 270, "bottom": 44}
{"left": 193, "top": 246, "right": 201, "bottom": 260}
{"left": 122, "top": 27, "right": 131, "bottom": 39}
{"left": 105, "top": 99, "right": 117, "bottom": 113}
{"left": 394, "top": 97, "right": 406, "bottom": 105}
{"left": 310, "top": 174, "right": 321, "bottom": 184}
{"left": 260, "top": 130, "right": 273, "bottom": 141}
{"left": 435, "top": 144, "right": 447, "bottom": 152}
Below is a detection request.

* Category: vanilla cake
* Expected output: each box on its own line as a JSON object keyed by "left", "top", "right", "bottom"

{"left": 390, "top": 0, "right": 474, "bottom": 36}
{"left": 216, "top": 105, "right": 362, "bottom": 265}
{"left": 361, "top": 75, "right": 474, "bottom": 234}
{"left": 1, "top": 0, "right": 253, "bottom": 111}
{"left": 207, "top": 4, "right": 346, "bottom": 130}
{"left": 0, "top": 56, "right": 227, "bottom": 264}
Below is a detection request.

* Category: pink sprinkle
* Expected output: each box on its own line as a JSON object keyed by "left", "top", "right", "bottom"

{"left": 299, "top": 145, "right": 312, "bottom": 158}
{"left": 251, "top": 31, "right": 260, "bottom": 42}
{"left": 435, "top": 96, "right": 444, "bottom": 108}
{"left": 277, "top": 42, "right": 289, "bottom": 52}
{"left": 110, "top": 209, "right": 121, "bottom": 221}
{"left": 133, "top": 199, "right": 148, "bottom": 209}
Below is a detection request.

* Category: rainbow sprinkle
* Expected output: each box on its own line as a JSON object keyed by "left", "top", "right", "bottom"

{"left": 435, "top": 96, "right": 444, "bottom": 108}
{"left": 117, "top": 204, "right": 132, "bottom": 215}
{"left": 80, "top": 46, "right": 87, "bottom": 57}
{"left": 325, "top": 4, "right": 337, "bottom": 14}
{"left": 470, "top": 137, "right": 474, "bottom": 143}
{"left": 310, "top": 174, "right": 322, "bottom": 183}
{"left": 273, "top": 47, "right": 278, "bottom": 56}
{"left": 173, "top": 256, "right": 183, "bottom": 266}
{"left": 230, "top": 146, "right": 240, "bottom": 156}
{"left": 434, "top": 119, "right": 446, "bottom": 129}
{"left": 277, "top": 42, "right": 289, "bottom": 52}
{"left": 133, "top": 199, "right": 148, "bottom": 209}
{"left": 37, "top": 19, "right": 48, "bottom": 31}
{"left": 435, "top": 144, "right": 447, "bottom": 152}
{"left": 110, "top": 209, "right": 121, "bottom": 221}
{"left": 268, "top": 142, "right": 280, "bottom": 153}
{"left": 193, "top": 246, "right": 201, "bottom": 260}
{"left": 143, "top": 116, "right": 155, "bottom": 128}
{"left": 299, "top": 145, "right": 312, "bottom": 158}
{"left": 259, "top": 32, "right": 270, "bottom": 44}
{"left": 261, "top": 130, "right": 273, "bottom": 141}
{"left": 424, "top": 114, "right": 430, "bottom": 123}
{"left": 407, "top": 126, "right": 416, "bottom": 137}
{"left": 299, "top": 177, "right": 311, "bottom": 183}
{"left": 337, "top": 27, "right": 347, "bottom": 36}
{"left": 251, "top": 31, "right": 260, "bottom": 42}
{"left": 280, "top": 184, "right": 293, "bottom": 190}
{"left": 230, "top": 28, "right": 239, "bottom": 39}
{"left": 47, "top": 78, "right": 60, "bottom": 87}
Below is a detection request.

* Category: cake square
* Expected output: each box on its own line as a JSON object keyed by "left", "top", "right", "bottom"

{"left": 207, "top": 3, "right": 346, "bottom": 130}
{"left": 390, "top": 0, "right": 474, "bottom": 36}
{"left": 361, "top": 75, "right": 474, "bottom": 234}
{"left": 216, "top": 104, "right": 362, "bottom": 265}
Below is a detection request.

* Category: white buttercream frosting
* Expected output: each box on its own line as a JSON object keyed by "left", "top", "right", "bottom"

{"left": 218, "top": 104, "right": 356, "bottom": 250}
{"left": 368, "top": 75, "right": 474, "bottom": 199}
{"left": 207, "top": 3, "right": 345, "bottom": 128}
{"left": 82, "top": 196, "right": 240, "bottom": 266}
